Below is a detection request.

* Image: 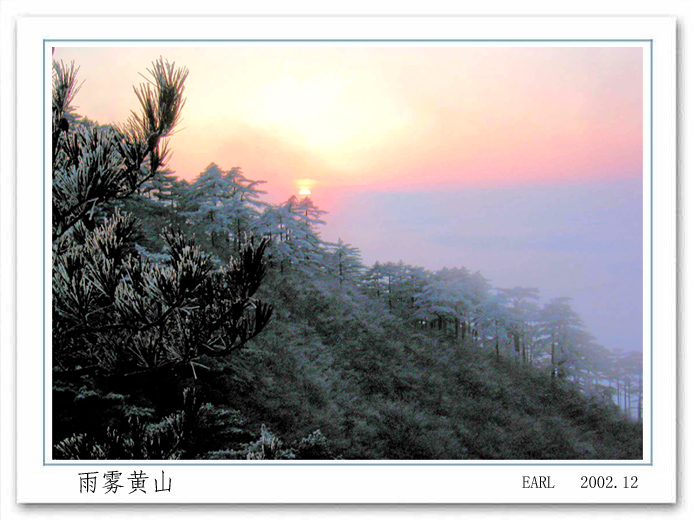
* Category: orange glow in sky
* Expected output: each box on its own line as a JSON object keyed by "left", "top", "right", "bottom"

{"left": 53, "top": 46, "right": 643, "bottom": 205}
{"left": 51, "top": 45, "right": 644, "bottom": 353}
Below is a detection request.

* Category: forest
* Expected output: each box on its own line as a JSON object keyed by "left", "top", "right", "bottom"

{"left": 52, "top": 57, "right": 643, "bottom": 460}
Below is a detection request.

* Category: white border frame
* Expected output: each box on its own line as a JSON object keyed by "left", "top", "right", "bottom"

{"left": 13, "top": 15, "right": 676, "bottom": 504}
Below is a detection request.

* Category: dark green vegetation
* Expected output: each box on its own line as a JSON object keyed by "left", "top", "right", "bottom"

{"left": 52, "top": 58, "right": 642, "bottom": 460}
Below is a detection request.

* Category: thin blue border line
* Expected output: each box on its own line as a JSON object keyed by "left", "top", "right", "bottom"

{"left": 42, "top": 44, "right": 47, "bottom": 466}
{"left": 650, "top": 39, "right": 654, "bottom": 466}
{"left": 44, "top": 38, "right": 653, "bottom": 467}
{"left": 46, "top": 462, "right": 650, "bottom": 467}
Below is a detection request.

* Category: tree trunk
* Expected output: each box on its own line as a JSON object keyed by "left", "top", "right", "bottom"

{"left": 387, "top": 275, "right": 392, "bottom": 311}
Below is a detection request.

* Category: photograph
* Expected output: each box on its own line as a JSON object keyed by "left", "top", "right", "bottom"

{"left": 50, "top": 44, "right": 644, "bottom": 462}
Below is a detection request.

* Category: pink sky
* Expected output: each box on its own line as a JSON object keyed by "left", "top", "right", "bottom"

{"left": 53, "top": 46, "right": 643, "bottom": 206}
{"left": 51, "top": 45, "right": 644, "bottom": 352}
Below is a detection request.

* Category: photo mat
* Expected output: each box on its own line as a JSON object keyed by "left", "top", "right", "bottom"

{"left": 16, "top": 15, "right": 676, "bottom": 504}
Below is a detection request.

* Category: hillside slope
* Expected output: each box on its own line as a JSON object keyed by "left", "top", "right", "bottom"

{"left": 206, "top": 269, "right": 642, "bottom": 460}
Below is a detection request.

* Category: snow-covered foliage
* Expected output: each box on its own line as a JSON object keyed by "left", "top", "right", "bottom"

{"left": 52, "top": 56, "right": 642, "bottom": 461}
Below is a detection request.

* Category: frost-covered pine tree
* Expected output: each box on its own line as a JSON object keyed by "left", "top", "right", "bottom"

{"left": 498, "top": 286, "right": 541, "bottom": 364}
{"left": 475, "top": 290, "right": 512, "bottom": 358}
{"left": 183, "top": 163, "right": 267, "bottom": 262}
{"left": 52, "top": 58, "right": 273, "bottom": 459}
{"left": 538, "top": 297, "right": 589, "bottom": 379}
{"left": 258, "top": 195, "right": 327, "bottom": 276}
{"left": 293, "top": 194, "right": 327, "bottom": 227}
{"left": 324, "top": 238, "right": 364, "bottom": 286}
{"left": 415, "top": 267, "right": 480, "bottom": 340}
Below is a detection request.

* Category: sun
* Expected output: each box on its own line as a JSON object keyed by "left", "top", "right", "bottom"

{"left": 295, "top": 179, "right": 315, "bottom": 197}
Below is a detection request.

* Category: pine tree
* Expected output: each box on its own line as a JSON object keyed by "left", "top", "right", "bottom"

{"left": 258, "top": 195, "right": 326, "bottom": 277}
{"left": 324, "top": 238, "right": 364, "bottom": 286}
{"left": 415, "top": 267, "right": 486, "bottom": 340}
{"left": 538, "top": 297, "right": 590, "bottom": 380}
{"left": 476, "top": 290, "right": 511, "bottom": 358}
{"left": 52, "top": 57, "right": 273, "bottom": 459}
{"left": 498, "top": 287, "right": 541, "bottom": 364}
{"left": 184, "top": 163, "right": 266, "bottom": 262}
